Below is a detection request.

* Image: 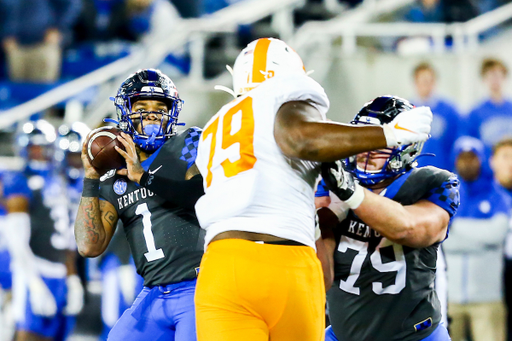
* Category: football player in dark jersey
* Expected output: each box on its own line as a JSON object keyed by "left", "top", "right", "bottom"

{"left": 74, "top": 69, "right": 204, "bottom": 341}
{"left": 318, "top": 96, "right": 460, "bottom": 341}
{"left": 3, "top": 119, "right": 80, "bottom": 341}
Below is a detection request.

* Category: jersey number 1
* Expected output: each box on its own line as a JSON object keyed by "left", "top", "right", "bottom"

{"left": 136, "top": 203, "right": 164, "bottom": 262}
{"left": 202, "top": 96, "right": 257, "bottom": 187}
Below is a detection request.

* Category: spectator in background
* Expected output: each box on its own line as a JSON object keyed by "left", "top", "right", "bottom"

{"left": 490, "top": 138, "right": 512, "bottom": 341}
{"left": 465, "top": 58, "right": 512, "bottom": 155}
{"left": 443, "top": 136, "right": 510, "bottom": 341}
{"left": 405, "top": 0, "right": 444, "bottom": 22}
{"left": 443, "top": 0, "right": 479, "bottom": 22}
{"left": 0, "top": 0, "right": 81, "bottom": 83}
{"left": 74, "top": 0, "right": 180, "bottom": 44}
{"left": 412, "top": 62, "right": 461, "bottom": 171}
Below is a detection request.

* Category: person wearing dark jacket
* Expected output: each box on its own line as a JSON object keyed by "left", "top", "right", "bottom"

{"left": 1, "top": 0, "right": 81, "bottom": 82}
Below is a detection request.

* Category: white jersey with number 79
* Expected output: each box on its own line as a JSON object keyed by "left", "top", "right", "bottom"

{"left": 195, "top": 73, "right": 330, "bottom": 249}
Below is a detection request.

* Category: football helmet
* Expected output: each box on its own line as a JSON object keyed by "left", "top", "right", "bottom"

{"left": 232, "top": 38, "right": 306, "bottom": 97}
{"left": 114, "top": 69, "right": 183, "bottom": 152}
{"left": 16, "top": 119, "right": 57, "bottom": 174}
{"left": 345, "top": 96, "right": 424, "bottom": 186}
{"left": 55, "top": 122, "right": 90, "bottom": 181}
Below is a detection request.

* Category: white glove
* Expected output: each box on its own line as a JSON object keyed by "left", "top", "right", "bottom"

{"left": 28, "top": 276, "right": 57, "bottom": 317}
{"left": 64, "top": 274, "right": 84, "bottom": 315}
{"left": 118, "top": 265, "right": 136, "bottom": 306}
{"left": 382, "top": 106, "right": 433, "bottom": 147}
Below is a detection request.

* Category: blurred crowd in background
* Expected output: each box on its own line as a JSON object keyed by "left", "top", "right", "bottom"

{"left": 0, "top": 0, "right": 511, "bottom": 86}
{"left": 1, "top": 0, "right": 512, "bottom": 341}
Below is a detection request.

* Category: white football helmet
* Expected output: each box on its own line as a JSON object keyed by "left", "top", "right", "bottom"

{"left": 232, "top": 38, "right": 306, "bottom": 97}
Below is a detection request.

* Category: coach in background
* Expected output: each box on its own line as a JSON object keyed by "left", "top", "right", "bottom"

{"left": 443, "top": 136, "right": 511, "bottom": 341}
{"left": 489, "top": 137, "right": 512, "bottom": 341}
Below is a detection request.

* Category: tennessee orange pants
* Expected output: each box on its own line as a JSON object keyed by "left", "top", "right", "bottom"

{"left": 195, "top": 238, "right": 325, "bottom": 341}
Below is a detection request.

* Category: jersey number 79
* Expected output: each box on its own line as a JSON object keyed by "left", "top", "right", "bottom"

{"left": 202, "top": 96, "right": 257, "bottom": 187}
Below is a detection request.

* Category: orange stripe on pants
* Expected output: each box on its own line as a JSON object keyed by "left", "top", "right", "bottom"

{"left": 195, "top": 238, "right": 325, "bottom": 341}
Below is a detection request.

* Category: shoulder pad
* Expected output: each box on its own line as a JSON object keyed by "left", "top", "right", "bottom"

{"left": 393, "top": 166, "right": 456, "bottom": 205}
{"left": 179, "top": 127, "right": 202, "bottom": 168}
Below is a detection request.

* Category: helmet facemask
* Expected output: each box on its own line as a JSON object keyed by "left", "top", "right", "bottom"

{"left": 346, "top": 142, "right": 424, "bottom": 186}
{"left": 114, "top": 69, "right": 183, "bottom": 152}
{"left": 344, "top": 96, "right": 424, "bottom": 186}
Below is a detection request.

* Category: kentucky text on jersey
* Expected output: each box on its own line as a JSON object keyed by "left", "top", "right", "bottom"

{"left": 347, "top": 220, "right": 382, "bottom": 238}
{"left": 117, "top": 187, "right": 155, "bottom": 209}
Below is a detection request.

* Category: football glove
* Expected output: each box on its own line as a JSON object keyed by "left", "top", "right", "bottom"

{"left": 383, "top": 106, "right": 433, "bottom": 147}
{"left": 64, "top": 274, "right": 84, "bottom": 316}
{"left": 321, "top": 161, "right": 365, "bottom": 209}
{"left": 29, "top": 276, "right": 57, "bottom": 317}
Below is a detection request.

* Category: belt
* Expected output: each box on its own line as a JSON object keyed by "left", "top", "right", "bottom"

{"left": 254, "top": 240, "right": 307, "bottom": 246}
{"left": 131, "top": 278, "right": 196, "bottom": 319}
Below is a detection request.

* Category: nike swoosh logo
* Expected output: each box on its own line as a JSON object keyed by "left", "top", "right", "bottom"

{"left": 148, "top": 165, "right": 163, "bottom": 174}
{"left": 394, "top": 123, "right": 416, "bottom": 134}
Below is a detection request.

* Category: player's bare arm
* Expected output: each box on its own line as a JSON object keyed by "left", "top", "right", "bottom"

{"left": 316, "top": 206, "right": 340, "bottom": 288}
{"left": 316, "top": 238, "right": 334, "bottom": 291}
{"left": 75, "top": 140, "right": 119, "bottom": 257}
{"left": 275, "top": 100, "right": 433, "bottom": 162}
{"left": 322, "top": 161, "right": 450, "bottom": 248}
{"left": 274, "top": 101, "right": 387, "bottom": 161}
{"left": 354, "top": 192, "right": 450, "bottom": 248}
{"left": 75, "top": 198, "right": 118, "bottom": 257}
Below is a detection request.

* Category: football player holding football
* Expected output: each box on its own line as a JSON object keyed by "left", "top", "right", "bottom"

{"left": 74, "top": 69, "right": 204, "bottom": 341}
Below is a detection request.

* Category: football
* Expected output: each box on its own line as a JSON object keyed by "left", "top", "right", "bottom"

{"left": 86, "top": 126, "right": 126, "bottom": 175}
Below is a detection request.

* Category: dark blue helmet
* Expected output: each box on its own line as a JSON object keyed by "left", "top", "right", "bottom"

{"left": 16, "top": 119, "right": 57, "bottom": 174}
{"left": 114, "top": 69, "right": 183, "bottom": 152}
{"left": 345, "top": 95, "right": 424, "bottom": 185}
{"left": 55, "top": 122, "right": 90, "bottom": 181}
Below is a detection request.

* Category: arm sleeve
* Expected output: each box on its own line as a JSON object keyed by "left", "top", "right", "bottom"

{"left": 139, "top": 172, "right": 204, "bottom": 210}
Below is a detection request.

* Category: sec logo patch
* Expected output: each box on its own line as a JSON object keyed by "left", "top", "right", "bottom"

{"left": 113, "top": 179, "right": 127, "bottom": 195}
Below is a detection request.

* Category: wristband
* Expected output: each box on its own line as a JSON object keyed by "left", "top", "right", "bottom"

{"left": 344, "top": 183, "right": 365, "bottom": 210}
{"left": 139, "top": 171, "right": 150, "bottom": 186}
{"left": 382, "top": 124, "right": 398, "bottom": 147}
{"left": 82, "top": 178, "right": 100, "bottom": 197}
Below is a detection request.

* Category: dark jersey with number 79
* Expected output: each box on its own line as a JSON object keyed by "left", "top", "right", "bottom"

{"left": 99, "top": 127, "right": 204, "bottom": 287}
{"left": 327, "top": 166, "right": 459, "bottom": 341}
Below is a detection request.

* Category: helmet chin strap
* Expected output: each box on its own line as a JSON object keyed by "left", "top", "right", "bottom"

{"left": 136, "top": 124, "right": 164, "bottom": 152}
{"left": 144, "top": 124, "right": 160, "bottom": 145}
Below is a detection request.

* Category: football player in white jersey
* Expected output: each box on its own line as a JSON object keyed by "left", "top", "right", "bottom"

{"left": 194, "top": 37, "right": 433, "bottom": 341}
